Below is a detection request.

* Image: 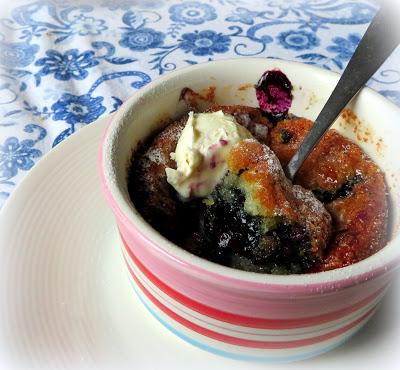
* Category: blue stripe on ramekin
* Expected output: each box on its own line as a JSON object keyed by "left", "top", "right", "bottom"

{"left": 129, "top": 280, "right": 361, "bottom": 363}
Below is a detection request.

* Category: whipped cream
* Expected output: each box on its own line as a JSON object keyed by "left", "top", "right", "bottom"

{"left": 165, "top": 111, "right": 253, "bottom": 198}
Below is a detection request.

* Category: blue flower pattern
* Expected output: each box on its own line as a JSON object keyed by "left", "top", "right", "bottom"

{"left": 120, "top": 28, "right": 166, "bottom": 51}
{"left": 278, "top": 30, "right": 320, "bottom": 51}
{"left": 0, "top": 123, "right": 46, "bottom": 181}
{"left": 51, "top": 93, "right": 106, "bottom": 125}
{"left": 327, "top": 33, "right": 361, "bottom": 61}
{"left": 169, "top": 2, "right": 217, "bottom": 25}
{"left": 0, "top": 42, "right": 39, "bottom": 68}
{"left": 0, "top": 0, "right": 399, "bottom": 209}
{"left": 35, "top": 49, "right": 99, "bottom": 81}
{"left": 180, "top": 30, "right": 231, "bottom": 56}
{"left": 0, "top": 137, "right": 41, "bottom": 179}
{"left": 68, "top": 15, "right": 108, "bottom": 36}
{"left": 226, "top": 8, "right": 268, "bottom": 25}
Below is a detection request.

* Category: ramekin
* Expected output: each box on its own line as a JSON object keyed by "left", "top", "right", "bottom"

{"left": 99, "top": 58, "right": 400, "bottom": 362}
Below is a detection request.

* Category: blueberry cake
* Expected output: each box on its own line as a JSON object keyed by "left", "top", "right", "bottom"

{"left": 128, "top": 70, "right": 388, "bottom": 274}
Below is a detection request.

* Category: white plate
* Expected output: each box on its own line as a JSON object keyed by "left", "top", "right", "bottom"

{"left": 0, "top": 116, "right": 399, "bottom": 370}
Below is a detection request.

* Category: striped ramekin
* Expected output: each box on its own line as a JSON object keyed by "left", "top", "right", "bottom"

{"left": 99, "top": 59, "right": 400, "bottom": 362}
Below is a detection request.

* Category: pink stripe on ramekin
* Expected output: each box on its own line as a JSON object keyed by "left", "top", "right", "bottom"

{"left": 127, "top": 257, "right": 375, "bottom": 349}
{"left": 125, "top": 250, "right": 382, "bottom": 340}
{"left": 122, "top": 233, "right": 383, "bottom": 330}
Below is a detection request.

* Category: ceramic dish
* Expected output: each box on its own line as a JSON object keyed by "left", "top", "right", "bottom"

{"left": 100, "top": 58, "right": 400, "bottom": 362}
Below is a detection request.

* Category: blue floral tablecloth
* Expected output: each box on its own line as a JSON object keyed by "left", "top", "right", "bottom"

{"left": 0, "top": 0, "right": 399, "bottom": 208}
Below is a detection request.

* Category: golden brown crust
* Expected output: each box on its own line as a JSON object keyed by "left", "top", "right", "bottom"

{"left": 227, "top": 140, "right": 332, "bottom": 259}
{"left": 269, "top": 117, "right": 388, "bottom": 271}
{"left": 228, "top": 140, "right": 297, "bottom": 220}
{"left": 322, "top": 176, "right": 388, "bottom": 270}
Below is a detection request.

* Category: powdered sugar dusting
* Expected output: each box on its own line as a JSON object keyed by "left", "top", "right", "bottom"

{"left": 292, "top": 185, "right": 326, "bottom": 215}
{"left": 134, "top": 117, "right": 186, "bottom": 197}
{"left": 229, "top": 139, "right": 332, "bottom": 255}
{"left": 292, "top": 185, "right": 332, "bottom": 254}
{"left": 146, "top": 147, "right": 164, "bottom": 165}
{"left": 252, "top": 123, "right": 269, "bottom": 139}
{"left": 239, "top": 138, "right": 284, "bottom": 177}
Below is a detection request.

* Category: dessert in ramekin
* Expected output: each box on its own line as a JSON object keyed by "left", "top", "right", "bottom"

{"left": 99, "top": 59, "right": 400, "bottom": 362}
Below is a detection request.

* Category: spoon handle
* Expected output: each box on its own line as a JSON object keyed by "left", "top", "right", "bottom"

{"left": 285, "top": 5, "right": 400, "bottom": 181}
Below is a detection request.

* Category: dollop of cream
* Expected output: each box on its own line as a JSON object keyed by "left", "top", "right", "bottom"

{"left": 165, "top": 111, "right": 253, "bottom": 198}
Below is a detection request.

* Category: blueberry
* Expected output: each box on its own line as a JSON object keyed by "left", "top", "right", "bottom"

{"left": 255, "top": 69, "right": 293, "bottom": 123}
{"left": 280, "top": 129, "right": 293, "bottom": 143}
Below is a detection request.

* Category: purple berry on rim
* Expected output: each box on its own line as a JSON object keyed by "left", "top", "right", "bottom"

{"left": 255, "top": 69, "right": 293, "bottom": 122}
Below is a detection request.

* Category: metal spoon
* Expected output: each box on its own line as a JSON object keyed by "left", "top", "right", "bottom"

{"left": 285, "top": 4, "right": 400, "bottom": 181}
